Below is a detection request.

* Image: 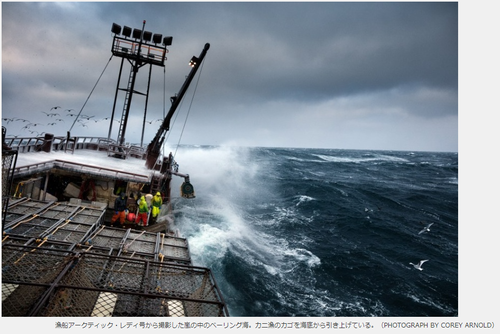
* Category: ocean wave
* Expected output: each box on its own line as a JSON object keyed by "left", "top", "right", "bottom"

{"left": 313, "top": 153, "right": 409, "bottom": 164}
{"left": 284, "top": 247, "right": 321, "bottom": 268}
{"left": 172, "top": 146, "right": 457, "bottom": 316}
{"left": 295, "top": 195, "right": 315, "bottom": 206}
{"left": 403, "top": 291, "right": 457, "bottom": 316}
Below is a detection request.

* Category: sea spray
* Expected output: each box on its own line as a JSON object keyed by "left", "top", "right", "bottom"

{"left": 169, "top": 145, "right": 265, "bottom": 263}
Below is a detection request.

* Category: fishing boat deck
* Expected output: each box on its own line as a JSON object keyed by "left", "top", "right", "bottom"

{"left": 2, "top": 198, "right": 229, "bottom": 317}
{"left": 1, "top": 28, "right": 224, "bottom": 317}
{"left": 4, "top": 136, "right": 172, "bottom": 225}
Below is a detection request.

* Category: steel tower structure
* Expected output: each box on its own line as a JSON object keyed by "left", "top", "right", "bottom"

{"left": 109, "top": 21, "right": 172, "bottom": 156}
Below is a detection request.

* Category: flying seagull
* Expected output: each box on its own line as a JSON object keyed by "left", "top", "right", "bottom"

{"left": 2, "top": 117, "right": 16, "bottom": 123}
{"left": 410, "top": 259, "right": 429, "bottom": 271}
{"left": 41, "top": 111, "right": 60, "bottom": 117}
{"left": 22, "top": 123, "right": 42, "bottom": 130}
{"left": 418, "top": 222, "right": 434, "bottom": 235}
{"left": 50, "top": 106, "right": 62, "bottom": 110}
{"left": 29, "top": 130, "right": 45, "bottom": 136}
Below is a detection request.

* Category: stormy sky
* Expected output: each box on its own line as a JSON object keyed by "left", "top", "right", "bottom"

{"left": 2, "top": 2, "right": 459, "bottom": 151}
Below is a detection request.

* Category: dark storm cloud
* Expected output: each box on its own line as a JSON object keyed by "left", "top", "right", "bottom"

{"left": 2, "top": 2, "right": 458, "bottom": 151}
{"left": 83, "top": 2, "right": 458, "bottom": 103}
{"left": 164, "top": 2, "right": 458, "bottom": 103}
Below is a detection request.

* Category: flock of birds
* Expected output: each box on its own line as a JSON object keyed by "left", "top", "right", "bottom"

{"left": 364, "top": 206, "right": 435, "bottom": 272}
{"left": 410, "top": 221, "right": 434, "bottom": 271}
{"left": 3, "top": 106, "right": 164, "bottom": 137}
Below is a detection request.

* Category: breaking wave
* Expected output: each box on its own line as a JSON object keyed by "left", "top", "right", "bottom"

{"left": 168, "top": 146, "right": 458, "bottom": 316}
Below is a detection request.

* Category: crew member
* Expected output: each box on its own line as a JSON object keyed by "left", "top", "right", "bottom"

{"left": 111, "top": 192, "right": 127, "bottom": 226}
{"left": 151, "top": 192, "right": 163, "bottom": 218}
{"left": 135, "top": 195, "right": 149, "bottom": 227}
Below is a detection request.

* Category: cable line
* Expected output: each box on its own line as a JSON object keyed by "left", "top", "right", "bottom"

{"left": 69, "top": 55, "right": 113, "bottom": 132}
{"left": 173, "top": 59, "right": 205, "bottom": 159}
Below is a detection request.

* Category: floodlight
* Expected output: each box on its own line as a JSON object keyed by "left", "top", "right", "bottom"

{"left": 133, "top": 28, "right": 142, "bottom": 40}
{"left": 153, "top": 33, "right": 162, "bottom": 44}
{"left": 122, "top": 26, "right": 132, "bottom": 37}
{"left": 143, "top": 31, "right": 152, "bottom": 42}
{"left": 163, "top": 36, "right": 173, "bottom": 46}
{"left": 111, "top": 23, "right": 121, "bottom": 35}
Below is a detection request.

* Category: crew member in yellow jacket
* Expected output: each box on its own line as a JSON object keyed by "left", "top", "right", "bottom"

{"left": 135, "top": 195, "right": 149, "bottom": 226}
{"left": 151, "top": 192, "right": 163, "bottom": 218}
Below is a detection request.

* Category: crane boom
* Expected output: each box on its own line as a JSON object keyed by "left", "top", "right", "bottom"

{"left": 145, "top": 43, "right": 210, "bottom": 169}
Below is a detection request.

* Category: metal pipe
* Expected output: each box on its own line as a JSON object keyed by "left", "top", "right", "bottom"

{"left": 140, "top": 63, "right": 153, "bottom": 147}
{"left": 108, "top": 57, "right": 125, "bottom": 142}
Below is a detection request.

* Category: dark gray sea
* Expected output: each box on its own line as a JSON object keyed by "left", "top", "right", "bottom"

{"left": 171, "top": 146, "right": 458, "bottom": 317}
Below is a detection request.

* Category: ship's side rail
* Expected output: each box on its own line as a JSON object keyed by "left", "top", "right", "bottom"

{"left": 4, "top": 135, "right": 110, "bottom": 154}
{"left": 3, "top": 136, "right": 46, "bottom": 153}
{"left": 4, "top": 135, "right": 148, "bottom": 157}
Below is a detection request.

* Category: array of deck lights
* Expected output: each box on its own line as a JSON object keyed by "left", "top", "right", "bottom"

{"left": 111, "top": 22, "right": 172, "bottom": 46}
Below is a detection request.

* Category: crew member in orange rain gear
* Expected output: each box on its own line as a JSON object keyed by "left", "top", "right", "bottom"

{"left": 111, "top": 192, "right": 127, "bottom": 226}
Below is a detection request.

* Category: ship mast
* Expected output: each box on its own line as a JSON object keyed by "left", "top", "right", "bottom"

{"left": 108, "top": 21, "right": 172, "bottom": 157}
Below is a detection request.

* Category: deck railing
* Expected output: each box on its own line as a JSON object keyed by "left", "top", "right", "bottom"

{"left": 4, "top": 135, "right": 109, "bottom": 153}
{"left": 4, "top": 135, "right": 146, "bottom": 158}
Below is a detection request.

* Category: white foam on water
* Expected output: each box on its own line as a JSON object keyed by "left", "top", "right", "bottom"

{"left": 295, "top": 195, "right": 315, "bottom": 206}
{"left": 313, "top": 153, "right": 409, "bottom": 164}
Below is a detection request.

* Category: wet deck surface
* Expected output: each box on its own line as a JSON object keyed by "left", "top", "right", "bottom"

{"left": 3, "top": 198, "right": 190, "bottom": 264}
{"left": 2, "top": 198, "right": 229, "bottom": 317}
